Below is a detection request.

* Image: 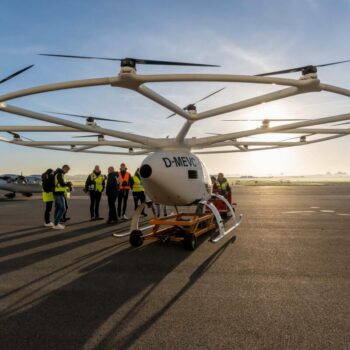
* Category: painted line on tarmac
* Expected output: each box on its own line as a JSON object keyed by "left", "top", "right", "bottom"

{"left": 283, "top": 210, "right": 315, "bottom": 214}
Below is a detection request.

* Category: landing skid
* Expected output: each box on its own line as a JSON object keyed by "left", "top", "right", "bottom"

{"left": 113, "top": 197, "right": 242, "bottom": 249}
{"left": 208, "top": 193, "right": 243, "bottom": 243}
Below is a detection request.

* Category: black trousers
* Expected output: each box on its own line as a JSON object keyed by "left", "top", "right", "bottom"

{"left": 107, "top": 194, "right": 118, "bottom": 221}
{"left": 89, "top": 191, "right": 102, "bottom": 218}
{"left": 133, "top": 191, "right": 146, "bottom": 213}
{"left": 44, "top": 201, "right": 53, "bottom": 224}
{"left": 117, "top": 190, "right": 129, "bottom": 217}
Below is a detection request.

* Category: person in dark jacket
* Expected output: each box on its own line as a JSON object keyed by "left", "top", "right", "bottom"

{"left": 41, "top": 168, "right": 55, "bottom": 227}
{"left": 106, "top": 166, "right": 119, "bottom": 224}
{"left": 53, "top": 165, "right": 71, "bottom": 230}
{"left": 84, "top": 165, "right": 106, "bottom": 220}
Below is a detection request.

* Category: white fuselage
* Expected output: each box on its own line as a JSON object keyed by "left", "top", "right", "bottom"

{"left": 140, "top": 151, "right": 212, "bottom": 206}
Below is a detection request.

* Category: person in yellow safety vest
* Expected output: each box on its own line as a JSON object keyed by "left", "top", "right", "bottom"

{"left": 132, "top": 168, "right": 147, "bottom": 217}
{"left": 84, "top": 165, "right": 106, "bottom": 221}
{"left": 117, "top": 163, "right": 134, "bottom": 220}
{"left": 216, "top": 172, "right": 231, "bottom": 196}
{"left": 53, "top": 164, "right": 71, "bottom": 230}
{"left": 42, "top": 168, "right": 55, "bottom": 227}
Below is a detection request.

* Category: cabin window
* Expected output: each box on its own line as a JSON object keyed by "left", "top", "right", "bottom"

{"left": 188, "top": 170, "right": 198, "bottom": 179}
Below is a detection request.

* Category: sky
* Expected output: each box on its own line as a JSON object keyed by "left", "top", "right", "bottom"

{"left": 0, "top": 0, "right": 350, "bottom": 176}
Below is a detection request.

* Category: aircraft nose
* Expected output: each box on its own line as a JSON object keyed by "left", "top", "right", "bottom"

{"left": 140, "top": 164, "right": 152, "bottom": 178}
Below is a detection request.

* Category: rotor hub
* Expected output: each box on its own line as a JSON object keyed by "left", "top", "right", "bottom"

{"left": 302, "top": 65, "right": 317, "bottom": 75}
{"left": 262, "top": 119, "right": 270, "bottom": 128}
{"left": 186, "top": 104, "right": 197, "bottom": 112}
{"left": 86, "top": 117, "right": 96, "bottom": 126}
{"left": 120, "top": 58, "right": 137, "bottom": 69}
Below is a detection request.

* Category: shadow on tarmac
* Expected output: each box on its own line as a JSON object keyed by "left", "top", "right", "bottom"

{"left": 0, "top": 223, "right": 235, "bottom": 350}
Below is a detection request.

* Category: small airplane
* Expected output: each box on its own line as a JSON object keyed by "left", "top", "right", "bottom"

{"left": 0, "top": 174, "right": 42, "bottom": 199}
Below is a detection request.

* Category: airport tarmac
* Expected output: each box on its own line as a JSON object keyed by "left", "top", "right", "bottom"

{"left": 0, "top": 185, "right": 349, "bottom": 350}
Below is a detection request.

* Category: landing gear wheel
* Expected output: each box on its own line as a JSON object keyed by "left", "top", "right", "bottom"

{"left": 129, "top": 230, "right": 144, "bottom": 247}
{"left": 183, "top": 234, "right": 197, "bottom": 251}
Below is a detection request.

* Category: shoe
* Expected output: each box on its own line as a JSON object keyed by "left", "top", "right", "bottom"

{"left": 95, "top": 217, "right": 104, "bottom": 221}
{"left": 91, "top": 217, "right": 95, "bottom": 221}
{"left": 107, "top": 220, "right": 114, "bottom": 224}
{"left": 64, "top": 217, "right": 71, "bottom": 221}
{"left": 60, "top": 218, "right": 67, "bottom": 223}
{"left": 122, "top": 214, "right": 129, "bottom": 220}
{"left": 44, "top": 222, "right": 54, "bottom": 227}
{"left": 52, "top": 224, "right": 65, "bottom": 230}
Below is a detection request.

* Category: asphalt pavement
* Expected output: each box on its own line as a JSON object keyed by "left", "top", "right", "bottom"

{"left": 0, "top": 185, "right": 349, "bottom": 349}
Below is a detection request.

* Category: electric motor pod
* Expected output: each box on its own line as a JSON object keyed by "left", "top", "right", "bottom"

{"left": 129, "top": 230, "right": 144, "bottom": 247}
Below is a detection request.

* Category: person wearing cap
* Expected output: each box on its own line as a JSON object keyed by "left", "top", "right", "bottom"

{"left": 117, "top": 163, "right": 133, "bottom": 220}
{"left": 84, "top": 165, "right": 106, "bottom": 221}
{"left": 53, "top": 164, "right": 72, "bottom": 230}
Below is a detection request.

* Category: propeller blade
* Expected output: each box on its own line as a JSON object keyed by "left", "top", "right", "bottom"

{"left": 22, "top": 136, "right": 34, "bottom": 141}
{"left": 72, "top": 134, "right": 102, "bottom": 138}
{"left": 38, "top": 54, "right": 121, "bottom": 61}
{"left": 44, "top": 111, "right": 131, "bottom": 124}
{"left": 280, "top": 136, "right": 302, "bottom": 142}
{"left": 0, "top": 65, "right": 34, "bottom": 84}
{"left": 38, "top": 54, "right": 219, "bottom": 67}
{"left": 255, "top": 67, "right": 306, "bottom": 76}
{"left": 192, "top": 87, "right": 226, "bottom": 105}
{"left": 7, "top": 131, "right": 19, "bottom": 138}
{"left": 166, "top": 87, "right": 226, "bottom": 119}
{"left": 332, "top": 121, "right": 350, "bottom": 126}
{"left": 166, "top": 112, "right": 176, "bottom": 119}
{"left": 221, "top": 118, "right": 308, "bottom": 122}
{"left": 280, "top": 133, "right": 314, "bottom": 142}
{"left": 255, "top": 59, "right": 350, "bottom": 76}
{"left": 316, "top": 59, "right": 350, "bottom": 68}
{"left": 132, "top": 58, "right": 219, "bottom": 67}
{"left": 6, "top": 131, "right": 33, "bottom": 141}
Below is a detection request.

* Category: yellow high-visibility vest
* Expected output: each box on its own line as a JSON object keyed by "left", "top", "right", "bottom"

{"left": 132, "top": 175, "right": 144, "bottom": 192}
{"left": 42, "top": 191, "right": 54, "bottom": 202}
{"left": 216, "top": 180, "right": 229, "bottom": 190}
{"left": 90, "top": 173, "right": 104, "bottom": 192}
{"left": 55, "top": 173, "right": 66, "bottom": 193}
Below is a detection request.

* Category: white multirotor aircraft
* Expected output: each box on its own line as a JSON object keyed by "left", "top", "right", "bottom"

{"left": 0, "top": 56, "right": 349, "bottom": 248}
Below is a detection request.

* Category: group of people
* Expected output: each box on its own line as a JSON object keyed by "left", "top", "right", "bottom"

{"left": 41, "top": 163, "right": 147, "bottom": 230}
{"left": 42, "top": 164, "right": 231, "bottom": 231}
{"left": 83, "top": 163, "right": 147, "bottom": 223}
{"left": 42, "top": 165, "right": 72, "bottom": 230}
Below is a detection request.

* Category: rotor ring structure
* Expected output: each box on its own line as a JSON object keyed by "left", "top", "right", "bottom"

{"left": 0, "top": 70, "right": 349, "bottom": 155}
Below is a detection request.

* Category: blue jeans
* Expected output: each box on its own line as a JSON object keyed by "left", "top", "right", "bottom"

{"left": 54, "top": 194, "right": 66, "bottom": 225}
